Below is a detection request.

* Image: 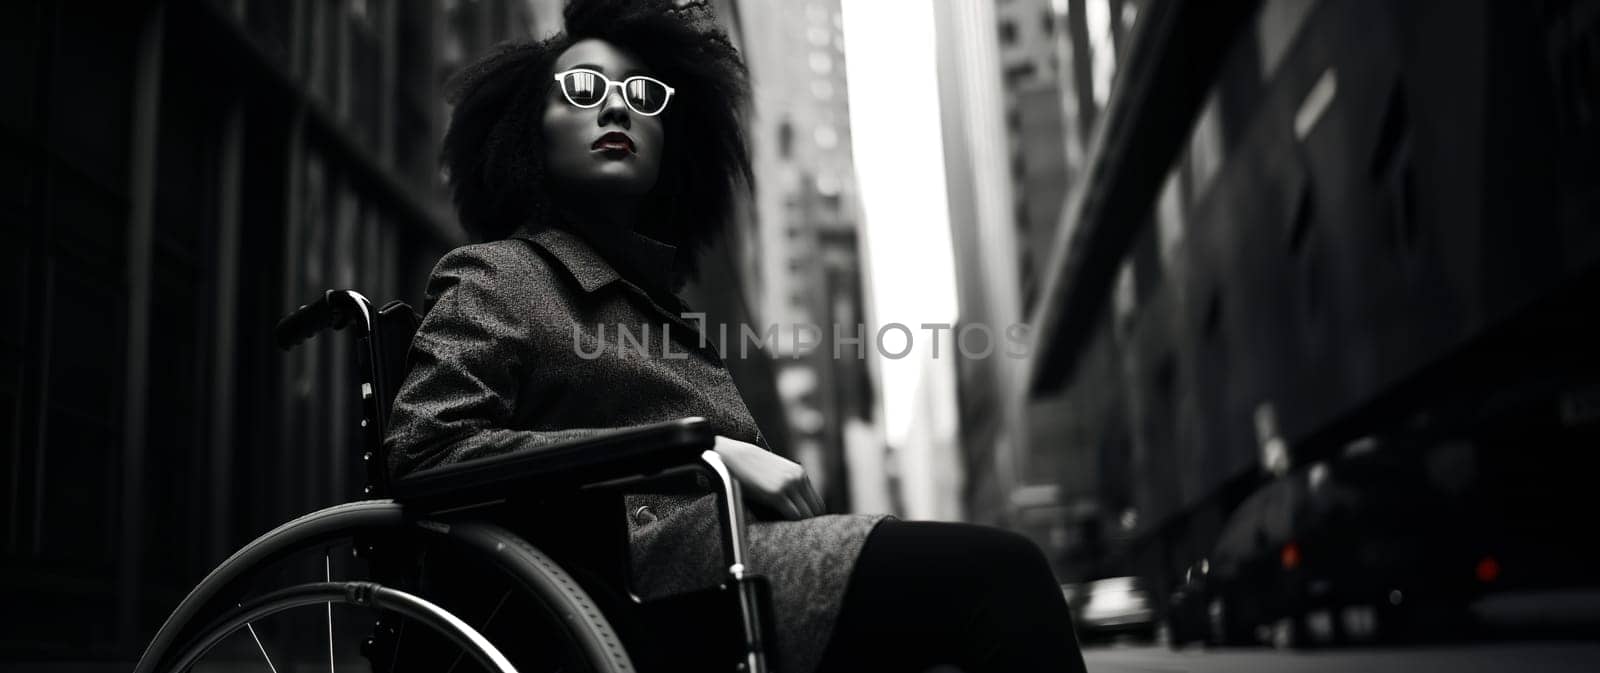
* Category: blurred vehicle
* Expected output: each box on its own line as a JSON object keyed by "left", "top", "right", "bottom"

{"left": 1164, "top": 559, "right": 1213, "bottom": 646}
{"left": 1165, "top": 446, "right": 1495, "bottom": 649}
{"left": 1076, "top": 576, "right": 1157, "bottom": 643}
{"left": 1060, "top": 582, "right": 1087, "bottom": 639}
{"left": 1060, "top": 582, "right": 1086, "bottom": 616}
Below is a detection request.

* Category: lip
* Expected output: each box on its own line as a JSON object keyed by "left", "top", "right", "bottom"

{"left": 591, "top": 131, "right": 636, "bottom": 155}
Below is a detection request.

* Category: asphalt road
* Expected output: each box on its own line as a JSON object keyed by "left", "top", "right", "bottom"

{"left": 1082, "top": 642, "right": 1600, "bottom": 673}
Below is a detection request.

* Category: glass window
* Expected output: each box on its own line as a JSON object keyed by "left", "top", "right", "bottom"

{"left": 1000, "top": 19, "right": 1019, "bottom": 46}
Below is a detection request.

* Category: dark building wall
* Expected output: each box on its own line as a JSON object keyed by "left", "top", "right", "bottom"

{"left": 0, "top": 0, "right": 545, "bottom": 660}
{"left": 1031, "top": 0, "right": 1600, "bottom": 584}
{"left": 814, "top": 226, "right": 874, "bottom": 511}
{"left": 4, "top": 0, "right": 788, "bottom": 662}
{"left": 1016, "top": 84, "right": 1069, "bottom": 313}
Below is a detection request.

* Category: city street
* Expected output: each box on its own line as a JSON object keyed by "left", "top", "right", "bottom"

{"left": 1082, "top": 589, "right": 1600, "bottom": 672}
{"left": 1084, "top": 642, "right": 1600, "bottom": 673}
{"left": 8, "top": 0, "right": 1599, "bottom": 669}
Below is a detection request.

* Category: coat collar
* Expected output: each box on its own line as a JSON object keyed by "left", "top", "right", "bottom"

{"left": 512, "top": 224, "right": 679, "bottom": 295}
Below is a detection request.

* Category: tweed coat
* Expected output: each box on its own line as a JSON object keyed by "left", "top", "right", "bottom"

{"left": 383, "top": 222, "right": 887, "bottom": 673}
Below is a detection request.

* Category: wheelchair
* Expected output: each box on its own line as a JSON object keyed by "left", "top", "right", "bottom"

{"left": 134, "top": 289, "right": 777, "bottom": 673}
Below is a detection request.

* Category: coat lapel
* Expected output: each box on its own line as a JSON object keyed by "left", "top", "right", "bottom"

{"left": 514, "top": 226, "right": 713, "bottom": 356}
{"left": 514, "top": 226, "right": 621, "bottom": 294}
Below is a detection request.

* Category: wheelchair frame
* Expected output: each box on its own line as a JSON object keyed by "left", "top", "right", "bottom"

{"left": 134, "top": 289, "right": 775, "bottom": 673}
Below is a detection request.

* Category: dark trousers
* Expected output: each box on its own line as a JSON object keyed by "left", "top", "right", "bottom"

{"left": 813, "top": 519, "right": 1089, "bottom": 673}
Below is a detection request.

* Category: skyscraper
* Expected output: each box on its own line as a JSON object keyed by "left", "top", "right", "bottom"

{"left": 2, "top": 0, "right": 542, "bottom": 659}
{"left": 738, "top": 0, "right": 877, "bottom": 511}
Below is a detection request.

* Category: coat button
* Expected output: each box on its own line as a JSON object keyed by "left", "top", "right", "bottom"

{"left": 632, "top": 505, "right": 658, "bottom": 525}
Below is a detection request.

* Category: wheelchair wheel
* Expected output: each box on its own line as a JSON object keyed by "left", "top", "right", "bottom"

{"left": 135, "top": 500, "right": 637, "bottom": 673}
{"left": 159, "top": 581, "right": 514, "bottom": 672}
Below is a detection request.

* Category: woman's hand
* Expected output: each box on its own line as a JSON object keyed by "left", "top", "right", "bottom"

{"left": 713, "top": 435, "right": 825, "bottom": 520}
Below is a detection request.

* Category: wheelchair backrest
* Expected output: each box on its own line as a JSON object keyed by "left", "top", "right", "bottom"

{"left": 275, "top": 289, "right": 420, "bottom": 499}
{"left": 361, "top": 300, "right": 422, "bottom": 497}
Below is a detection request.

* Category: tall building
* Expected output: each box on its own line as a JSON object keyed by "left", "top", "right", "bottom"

{"left": 1026, "top": 0, "right": 1600, "bottom": 599}
{"left": 1, "top": 0, "right": 547, "bottom": 660}
{"left": 1021, "top": 0, "right": 1150, "bottom": 577}
{"left": 1, "top": 0, "right": 807, "bottom": 662}
{"left": 986, "top": 0, "right": 1098, "bottom": 564}
{"left": 737, "top": 0, "right": 878, "bottom": 512}
{"left": 930, "top": 0, "right": 1030, "bottom": 531}
{"left": 932, "top": 0, "right": 1136, "bottom": 566}
{"left": 895, "top": 351, "right": 966, "bottom": 521}
{"left": 994, "top": 0, "right": 1073, "bottom": 313}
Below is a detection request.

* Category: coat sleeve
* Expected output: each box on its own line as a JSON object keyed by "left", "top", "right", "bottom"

{"left": 384, "top": 243, "right": 618, "bottom": 478}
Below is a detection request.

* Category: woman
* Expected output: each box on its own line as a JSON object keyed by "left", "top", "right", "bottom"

{"left": 384, "top": 1, "right": 1087, "bottom": 672}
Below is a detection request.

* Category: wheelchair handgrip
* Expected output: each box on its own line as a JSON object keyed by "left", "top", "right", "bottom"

{"left": 274, "top": 290, "right": 352, "bottom": 351}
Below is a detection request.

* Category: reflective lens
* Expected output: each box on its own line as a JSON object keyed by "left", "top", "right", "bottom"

{"left": 622, "top": 77, "right": 670, "bottom": 115}
{"left": 557, "top": 70, "right": 672, "bottom": 115}
{"left": 559, "top": 70, "right": 607, "bottom": 106}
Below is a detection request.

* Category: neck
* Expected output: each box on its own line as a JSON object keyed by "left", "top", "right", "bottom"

{"left": 598, "top": 200, "right": 641, "bottom": 238}
{"left": 561, "top": 199, "right": 637, "bottom": 234}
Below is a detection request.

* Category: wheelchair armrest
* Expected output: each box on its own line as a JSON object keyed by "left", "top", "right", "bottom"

{"left": 390, "top": 417, "right": 718, "bottom": 510}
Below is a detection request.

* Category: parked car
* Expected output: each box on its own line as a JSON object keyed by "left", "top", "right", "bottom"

{"left": 1076, "top": 576, "right": 1157, "bottom": 643}
{"left": 1166, "top": 447, "right": 1493, "bottom": 649}
{"left": 1060, "top": 582, "right": 1086, "bottom": 616}
{"left": 1164, "top": 560, "right": 1213, "bottom": 647}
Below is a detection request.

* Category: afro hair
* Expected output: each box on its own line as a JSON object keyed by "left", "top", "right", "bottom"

{"left": 439, "top": 0, "right": 753, "bottom": 286}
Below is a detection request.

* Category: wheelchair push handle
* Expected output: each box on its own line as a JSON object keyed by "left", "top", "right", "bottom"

{"left": 274, "top": 289, "right": 375, "bottom": 351}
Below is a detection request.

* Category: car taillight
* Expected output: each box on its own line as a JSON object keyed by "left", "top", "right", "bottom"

{"left": 1281, "top": 541, "right": 1301, "bottom": 570}
{"left": 1476, "top": 555, "right": 1500, "bottom": 583}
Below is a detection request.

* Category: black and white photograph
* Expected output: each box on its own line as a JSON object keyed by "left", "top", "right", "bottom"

{"left": 3, "top": 0, "right": 1599, "bottom": 671}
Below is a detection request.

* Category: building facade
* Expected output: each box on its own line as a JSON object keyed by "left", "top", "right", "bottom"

{"left": 2, "top": 0, "right": 794, "bottom": 662}
{"left": 737, "top": 0, "right": 879, "bottom": 512}
{"left": 1022, "top": 0, "right": 1600, "bottom": 599}
{"left": 2, "top": 0, "right": 533, "bottom": 659}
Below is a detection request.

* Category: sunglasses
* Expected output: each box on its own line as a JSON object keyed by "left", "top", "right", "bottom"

{"left": 552, "top": 68, "right": 677, "bottom": 117}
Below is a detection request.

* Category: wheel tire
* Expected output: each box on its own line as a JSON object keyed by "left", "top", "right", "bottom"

{"left": 1163, "top": 618, "right": 1185, "bottom": 650}
{"left": 427, "top": 519, "right": 637, "bottom": 673}
{"left": 134, "top": 501, "right": 635, "bottom": 673}
{"left": 162, "top": 581, "right": 517, "bottom": 673}
{"left": 1271, "top": 614, "right": 1310, "bottom": 650}
{"left": 1209, "top": 595, "right": 1252, "bottom": 647}
{"left": 1326, "top": 603, "right": 1348, "bottom": 646}
{"left": 1206, "top": 598, "right": 1226, "bottom": 647}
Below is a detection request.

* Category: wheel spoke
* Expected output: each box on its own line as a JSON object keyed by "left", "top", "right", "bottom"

{"left": 446, "top": 589, "right": 513, "bottom": 673}
{"left": 479, "top": 590, "right": 513, "bottom": 633}
{"left": 326, "top": 554, "right": 335, "bottom": 673}
{"left": 243, "top": 619, "right": 279, "bottom": 673}
{"left": 387, "top": 548, "right": 427, "bottom": 673}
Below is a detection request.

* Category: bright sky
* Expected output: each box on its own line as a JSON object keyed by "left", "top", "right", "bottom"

{"left": 839, "top": 0, "right": 960, "bottom": 447}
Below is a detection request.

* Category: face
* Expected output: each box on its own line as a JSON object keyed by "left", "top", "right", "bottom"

{"left": 542, "top": 39, "right": 667, "bottom": 199}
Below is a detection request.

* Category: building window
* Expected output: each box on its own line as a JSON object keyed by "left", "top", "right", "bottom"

{"left": 816, "top": 172, "right": 842, "bottom": 196}
{"left": 814, "top": 124, "right": 839, "bottom": 149}
{"left": 809, "top": 51, "right": 833, "bottom": 75}
{"left": 999, "top": 19, "right": 1018, "bottom": 46}
{"left": 778, "top": 120, "right": 794, "bottom": 160}
{"left": 1003, "top": 61, "right": 1037, "bottom": 88}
